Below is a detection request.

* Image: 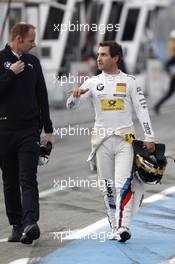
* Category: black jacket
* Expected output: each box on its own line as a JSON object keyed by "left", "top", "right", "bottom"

{"left": 0, "top": 44, "right": 53, "bottom": 132}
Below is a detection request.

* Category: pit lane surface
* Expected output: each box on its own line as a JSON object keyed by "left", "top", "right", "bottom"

{"left": 0, "top": 103, "right": 175, "bottom": 264}
{"left": 33, "top": 189, "right": 175, "bottom": 264}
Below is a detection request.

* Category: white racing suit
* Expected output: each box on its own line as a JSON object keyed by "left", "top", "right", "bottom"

{"left": 67, "top": 71, "right": 154, "bottom": 230}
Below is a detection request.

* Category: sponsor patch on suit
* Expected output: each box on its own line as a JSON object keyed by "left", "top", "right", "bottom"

{"left": 116, "top": 83, "right": 126, "bottom": 93}
{"left": 100, "top": 99, "right": 124, "bottom": 111}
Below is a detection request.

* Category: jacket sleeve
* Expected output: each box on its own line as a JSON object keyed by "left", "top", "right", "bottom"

{"left": 130, "top": 78, "right": 155, "bottom": 142}
{"left": 35, "top": 58, "right": 53, "bottom": 133}
{"left": 0, "top": 61, "right": 16, "bottom": 96}
{"left": 66, "top": 78, "right": 92, "bottom": 110}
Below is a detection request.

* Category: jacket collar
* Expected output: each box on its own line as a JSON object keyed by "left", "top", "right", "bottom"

{"left": 5, "top": 44, "right": 24, "bottom": 60}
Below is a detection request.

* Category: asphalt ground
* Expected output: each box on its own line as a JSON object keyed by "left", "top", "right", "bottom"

{"left": 0, "top": 100, "right": 175, "bottom": 264}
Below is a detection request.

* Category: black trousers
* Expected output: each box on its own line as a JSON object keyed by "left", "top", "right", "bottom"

{"left": 0, "top": 128, "right": 40, "bottom": 227}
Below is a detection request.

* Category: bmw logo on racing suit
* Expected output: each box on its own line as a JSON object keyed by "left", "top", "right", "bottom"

{"left": 96, "top": 83, "right": 104, "bottom": 91}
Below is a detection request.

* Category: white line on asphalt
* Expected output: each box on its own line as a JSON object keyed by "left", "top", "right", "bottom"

{"left": 62, "top": 218, "right": 109, "bottom": 241}
{"left": 8, "top": 259, "right": 28, "bottom": 264}
{"left": 39, "top": 178, "right": 175, "bottom": 203}
{"left": 160, "top": 256, "right": 175, "bottom": 264}
{"left": 0, "top": 238, "right": 7, "bottom": 242}
{"left": 143, "top": 186, "right": 175, "bottom": 204}
{"left": 39, "top": 186, "right": 67, "bottom": 198}
{"left": 8, "top": 258, "right": 40, "bottom": 264}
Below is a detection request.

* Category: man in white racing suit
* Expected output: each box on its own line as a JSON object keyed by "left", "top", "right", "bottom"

{"left": 67, "top": 41, "right": 155, "bottom": 242}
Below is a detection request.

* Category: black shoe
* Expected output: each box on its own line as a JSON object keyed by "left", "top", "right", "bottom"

{"left": 117, "top": 226, "right": 131, "bottom": 243}
{"left": 8, "top": 225, "right": 23, "bottom": 242}
{"left": 20, "top": 223, "right": 40, "bottom": 244}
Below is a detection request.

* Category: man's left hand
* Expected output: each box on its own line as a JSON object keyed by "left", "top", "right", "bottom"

{"left": 143, "top": 141, "right": 155, "bottom": 153}
{"left": 42, "top": 133, "right": 54, "bottom": 145}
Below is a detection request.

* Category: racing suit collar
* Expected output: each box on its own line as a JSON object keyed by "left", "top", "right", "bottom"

{"left": 102, "top": 70, "right": 122, "bottom": 78}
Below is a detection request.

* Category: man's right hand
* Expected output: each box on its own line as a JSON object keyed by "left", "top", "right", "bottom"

{"left": 10, "top": 60, "right": 25, "bottom": 75}
{"left": 72, "top": 88, "right": 89, "bottom": 98}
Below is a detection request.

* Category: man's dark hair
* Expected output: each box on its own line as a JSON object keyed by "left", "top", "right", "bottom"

{"left": 99, "top": 41, "right": 123, "bottom": 62}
